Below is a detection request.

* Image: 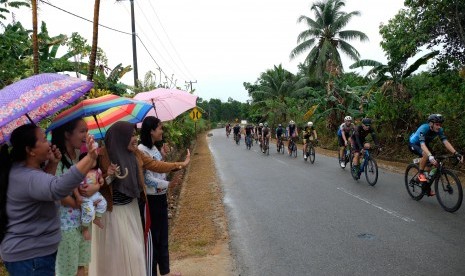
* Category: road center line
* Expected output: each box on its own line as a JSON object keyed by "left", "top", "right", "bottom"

{"left": 337, "top": 187, "right": 415, "bottom": 222}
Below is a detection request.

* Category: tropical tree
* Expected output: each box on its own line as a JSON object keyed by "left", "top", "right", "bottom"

{"left": 289, "top": 0, "right": 368, "bottom": 80}
{"left": 0, "top": 0, "right": 29, "bottom": 22}
{"left": 247, "top": 64, "right": 299, "bottom": 124}
{"left": 92, "top": 63, "right": 132, "bottom": 96}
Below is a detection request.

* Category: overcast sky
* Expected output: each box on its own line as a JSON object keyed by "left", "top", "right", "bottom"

{"left": 12, "top": 0, "right": 405, "bottom": 102}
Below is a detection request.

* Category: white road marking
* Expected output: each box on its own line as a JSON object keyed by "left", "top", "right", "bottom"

{"left": 337, "top": 187, "right": 415, "bottom": 222}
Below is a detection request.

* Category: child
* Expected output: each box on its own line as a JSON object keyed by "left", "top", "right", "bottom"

{"left": 77, "top": 151, "right": 107, "bottom": 240}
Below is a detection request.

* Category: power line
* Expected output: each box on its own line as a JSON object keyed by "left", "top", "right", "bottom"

{"left": 143, "top": 0, "right": 197, "bottom": 80}
{"left": 40, "top": 1, "right": 132, "bottom": 36}
{"left": 40, "top": 1, "right": 179, "bottom": 87}
{"left": 136, "top": 35, "right": 174, "bottom": 84}
{"left": 134, "top": 0, "right": 190, "bottom": 81}
{"left": 120, "top": 4, "right": 181, "bottom": 84}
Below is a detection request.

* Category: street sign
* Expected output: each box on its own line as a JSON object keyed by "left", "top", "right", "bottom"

{"left": 189, "top": 107, "right": 202, "bottom": 121}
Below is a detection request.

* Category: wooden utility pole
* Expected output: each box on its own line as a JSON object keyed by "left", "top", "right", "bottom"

{"left": 185, "top": 80, "right": 197, "bottom": 92}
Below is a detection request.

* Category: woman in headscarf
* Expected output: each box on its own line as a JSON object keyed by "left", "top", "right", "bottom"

{"left": 89, "top": 121, "right": 190, "bottom": 276}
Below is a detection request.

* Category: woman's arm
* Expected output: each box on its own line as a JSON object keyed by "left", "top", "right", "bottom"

{"left": 138, "top": 149, "right": 190, "bottom": 173}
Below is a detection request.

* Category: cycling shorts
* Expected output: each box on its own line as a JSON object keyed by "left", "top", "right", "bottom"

{"left": 408, "top": 143, "right": 426, "bottom": 158}
{"left": 351, "top": 140, "right": 365, "bottom": 153}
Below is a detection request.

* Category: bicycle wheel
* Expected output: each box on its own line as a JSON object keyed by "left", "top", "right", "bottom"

{"left": 365, "top": 157, "right": 378, "bottom": 186}
{"left": 435, "top": 169, "right": 463, "bottom": 212}
{"left": 293, "top": 144, "right": 297, "bottom": 158}
{"left": 303, "top": 147, "right": 308, "bottom": 162}
{"left": 266, "top": 141, "right": 270, "bottom": 155}
{"left": 309, "top": 145, "right": 315, "bottom": 164}
{"left": 404, "top": 163, "right": 424, "bottom": 201}
{"left": 280, "top": 142, "right": 284, "bottom": 154}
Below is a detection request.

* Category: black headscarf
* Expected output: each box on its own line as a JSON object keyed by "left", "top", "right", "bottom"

{"left": 104, "top": 121, "right": 141, "bottom": 198}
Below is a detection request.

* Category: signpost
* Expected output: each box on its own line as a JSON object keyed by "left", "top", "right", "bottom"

{"left": 189, "top": 107, "right": 201, "bottom": 138}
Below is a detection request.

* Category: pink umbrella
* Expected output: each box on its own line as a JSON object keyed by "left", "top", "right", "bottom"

{"left": 133, "top": 88, "right": 197, "bottom": 122}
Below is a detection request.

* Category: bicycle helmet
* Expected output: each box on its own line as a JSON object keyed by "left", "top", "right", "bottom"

{"left": 427, "top": 114, "right": 444, "bottom": 123}
{"left": 307, "top": 122, "right": 313, "bottom": 127}
{"left": 278, "top": 124, "right": 282, "bottom": 127}
{"left": 259, "top": 123, "right": 263, "bottom": 127}
{"left": 264, "top": 122, "right": 268, "bottom": 127}
{"left": 344, "top": 116, "right": 352, "bottom": 122}
{"left": 361, "top": 118, "right": 372, "bottom": 126}
{"left": 289, "top": 120, "right": 295, "bottom": 125}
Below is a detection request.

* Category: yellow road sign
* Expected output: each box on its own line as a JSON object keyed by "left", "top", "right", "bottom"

{"left": 189, "top": 107, "right": 202, "bottom": 121}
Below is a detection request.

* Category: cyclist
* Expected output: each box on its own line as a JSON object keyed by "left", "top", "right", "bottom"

{"left": 302, "top": 122, "right": 318, "bottom": 161}
{"left": 233, "top": 123, "right": 241, "bottom": 142}
{"left": 244, "top": 123, "right": 255, "bottom": 146}
{"left": 351, "top": 118, "right": 381, "bottom": 176}
{"left": 337, "top": 116, "right": 355, "bottom": 167}
{"left": 261, "top": 123, "right": 271, "bottom": 153}
{"left": 408, "top": 114, "right": 463, "bottom": 196}
{"left": 275, "top": 124, "right": 285, "bottom": 152}
{"left": 257, "top": 123, "right": 264, "bottom": 146}
{"left": 286, "top": 120, "right": 299, "bottom": 155}
{"left": 226, "top": 123, "right": 231, "bottom": 137}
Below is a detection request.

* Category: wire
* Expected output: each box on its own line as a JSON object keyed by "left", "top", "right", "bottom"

{"left": 40, "top": 1, "right": 133, "bottom": 36}
{"left": 136, "top": 35, "right": 174, "bottom": 84}
{"left": 134, "top": 0, "right": 189, "bottom": 81}
{"left": 144, "top": 0, "right": 197, "bottom": 80}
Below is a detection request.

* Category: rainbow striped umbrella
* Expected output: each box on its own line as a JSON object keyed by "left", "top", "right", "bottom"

{"left": 84, "top": 102, "right": 152, "bottom": 140}
{"left": 47, "top": 94, "right": 136, "bottom": 131}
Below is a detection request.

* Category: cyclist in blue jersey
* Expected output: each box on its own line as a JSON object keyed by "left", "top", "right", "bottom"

{"left": 337, "top": 116, "right": 355, "bottom": 168}
{"left": 408, "top": 114, "right": 463, "bottom": 195}
{"left": 286, "top": 120, "right": 299, "bottom": 155}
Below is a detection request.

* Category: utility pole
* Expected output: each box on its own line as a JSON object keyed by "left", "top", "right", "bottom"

{"left": 130, "top": 0, "right": 139, "bottom": 87}
{"left": 185, "top": 80, "right": 197, "bottom": 92}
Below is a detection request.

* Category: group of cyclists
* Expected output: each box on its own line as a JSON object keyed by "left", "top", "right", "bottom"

{"left": 226, "top": 113, "right": 463, "bottom": 197}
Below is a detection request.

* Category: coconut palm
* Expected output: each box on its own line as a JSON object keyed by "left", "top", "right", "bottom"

{"left": 290, "top": 0, "right": 368, "bottom": 79}
{"left": 250, "top": 64, "right": 298, "bottom": 123}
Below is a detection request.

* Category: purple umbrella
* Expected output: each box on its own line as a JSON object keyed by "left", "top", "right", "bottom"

{"left": 0, "top": 73, "right": 93, "bottom": 144}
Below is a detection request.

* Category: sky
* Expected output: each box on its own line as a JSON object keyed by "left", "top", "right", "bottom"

{"left": 11, "top": 0, "right": 405, "bottom": 103}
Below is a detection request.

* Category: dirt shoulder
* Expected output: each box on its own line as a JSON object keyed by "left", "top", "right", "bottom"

{"left": 168, "top": 132, "right": 235, "bottom": 276}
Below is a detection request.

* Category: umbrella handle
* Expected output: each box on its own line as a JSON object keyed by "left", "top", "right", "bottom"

{"left": 114, "top": 167, "right": 129, "bottom": 179}
{"left": 150, "top": 99, "right": 159, "bottom": 118}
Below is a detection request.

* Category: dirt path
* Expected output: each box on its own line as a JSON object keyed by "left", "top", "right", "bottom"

{"left": 168, "top": 132, "right": 235, "bottom": 276}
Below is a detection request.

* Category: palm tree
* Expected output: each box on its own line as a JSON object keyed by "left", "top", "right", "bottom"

{"left": 290, "top": 0, "right": 368, "bottom": 79}
{"left": 250, "top": 64, "right": 298, "bottom": 124}
{"left": 87, "top": 0, "right": 100, "bottom": 81}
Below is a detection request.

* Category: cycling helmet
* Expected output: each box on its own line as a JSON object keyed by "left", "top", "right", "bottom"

{"left": 344, "top": 116, "right": 352, "bottom": 122}
{"left": 307, "top": 121, "right": 313, "bottom": 127}
{"left": 278, "top": 124, "right": 282, "bottom": 127}
{"left": 259, "top": 123, "right": 263, "bottom": 127}
{"left": 361, "top": 118, "right": 372, "bottom": 126}
{"left": 289, "top": 120, "right": 295, "bottom": 125}
{"left": 264, "top": 122, "right": 268, "bottom": 127}
{"left": 427, "top": 114, "right": 444, "bottom": 123}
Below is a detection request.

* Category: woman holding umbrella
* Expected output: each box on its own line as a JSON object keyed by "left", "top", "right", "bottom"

{"left": 0, "top": 124, "right": 98, "bottom": 276}
{"left": 51, "top": 118, "right": 102, "bottom": 276}
{"left": 89, "top": 121, "right": 190, "bottom": 276}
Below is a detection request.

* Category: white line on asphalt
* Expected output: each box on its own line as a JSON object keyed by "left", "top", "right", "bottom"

{"left": 337, "top": 187, "right": 415, "bottom": 222}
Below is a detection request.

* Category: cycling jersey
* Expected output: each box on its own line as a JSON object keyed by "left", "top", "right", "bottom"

{"left": 302, "top": 126, "right": 315, "bottom": 138}
{"left": 245, "top": 125, "right": 254, "bottom": 136}
{"left": 257, "top": 126, "right": 263, "bottom": 136}
{"left": 351, "top": 125, "right": 379, "bottom": 151}
{"left": 409, "top": 123, "right": 447, "bottom": 145}
{"left": 262, "top": 127, "right": 270, "bottom": 137}
{"left": 233, "top": 126, "right": 241, "bottom": 134}
{"left": 337, "top": 122, "right": 355, "bottom": 137}
{"left": 287, "top": 125, "right": 297, "bottom": 137}
{"left": 276, "top": 127, "right": 284, "bottom": 137}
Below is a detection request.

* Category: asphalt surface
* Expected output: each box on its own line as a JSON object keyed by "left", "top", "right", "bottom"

{"left": 207, "top": 129, "right": 465, "bottom": 276}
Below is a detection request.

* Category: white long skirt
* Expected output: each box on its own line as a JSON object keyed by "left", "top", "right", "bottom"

{"left": 89, "top": 200, "right": 146, "bottom": 276}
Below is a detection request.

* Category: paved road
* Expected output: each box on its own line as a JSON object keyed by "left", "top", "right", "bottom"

{"left": 207, "top": 129, "right": 465, "bottom": 276}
